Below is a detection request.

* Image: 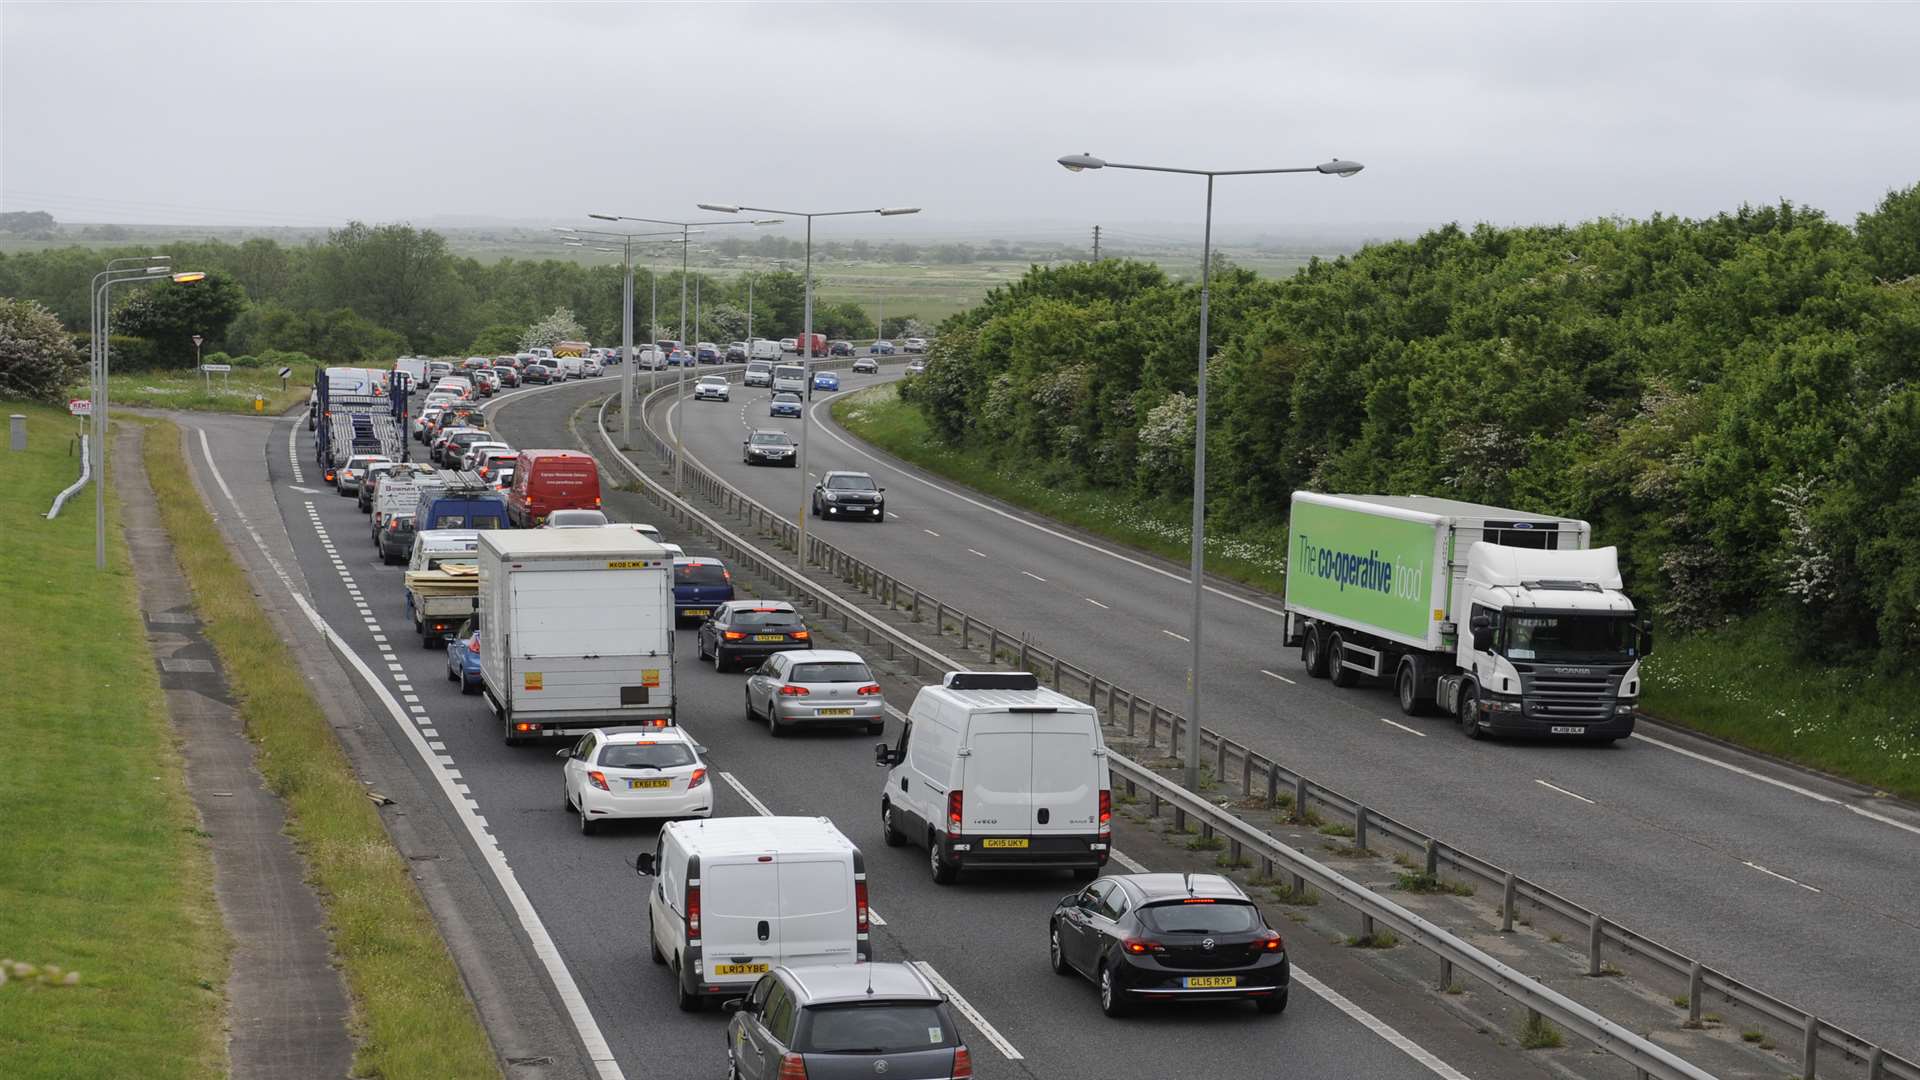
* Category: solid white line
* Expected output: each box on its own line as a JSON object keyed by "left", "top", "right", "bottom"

{"left": 1633, "top": 732, "right": 1920, "bottom": 838}
{"left": 909, "top": 962, "right": 1023, "bottom": 1061}
{"left": 1534, "top": 779, "right": 1596, "bottom": 805}
{"left": 1109, "top": 848, "right": 1149, "bottom": 873}
{"left": 719, "top": 771, "right": 774, "bottom": 817}
{"left": 1290, "top": 968, "right": 1472, "bottom": 1080}
{"left": 967, "top": 548, "right": 988, "bottom": 558}
{"left": 1378, "top": 717, "right": 1428, "bottom": 738}
{"left": 1021, "top": 570, "right": 1046, "bottom": 582}
{"left": 195, "top": 428, "right": 626, "bottom": 1080}
{"left": 923, "top": 528, "right": 940, "bottom": 538}
{"left": 1085, "top": 597, "right": 1110, "bottom": 610}
{"left": 1162, "top": 629, "right": 1189, "bottom": 642}
{"left": 808, "top": 394, "right": 1287, "bottom": 617}
{"left": 1261, "top": 669, "right": 1297, "bottom": 685}
{"left": 1743, "top": 861, "right": 1822, "bottom": 893}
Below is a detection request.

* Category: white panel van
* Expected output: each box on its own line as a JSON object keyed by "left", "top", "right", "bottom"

{"left": 876, "top": 671, "right": 1111, "bottom": 884}
{"left": 638, "top": 816, "right": 870, "bottom": 1011}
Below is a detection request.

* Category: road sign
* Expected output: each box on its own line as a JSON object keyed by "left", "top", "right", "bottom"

{"left": 278, "top": 366, "right": 293, "bottom": 379}
{"left": 68, "top": 398, "right": 93, "bottom": 417}
{"left": 191, "top": 334, "right": 204, "bottom": 347}
{"left": 200, "top": 363, "right": 232, "bottom": 373}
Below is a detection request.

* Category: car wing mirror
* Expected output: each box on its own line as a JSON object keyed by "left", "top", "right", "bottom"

{"left": 720, "top": 997, "right": 746, "bottom": 1014}
{"left": 635, "top": 853, "right": 656, "bottom": 876}
{"left": 554, "top": 747, "right": 571, "bottom": 759}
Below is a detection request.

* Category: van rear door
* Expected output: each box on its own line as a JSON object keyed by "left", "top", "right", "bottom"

{"left": 701, "top": 858, "right": 780, "bottom": 983}
{"left": 962, "top": 711, "right": 1031, "bottom": 838}
{"left": 1032, "top": 712, "right": 1101, "bottom": 837}
{"left": 774, "top": 855, "right": 857, "bottom": 968}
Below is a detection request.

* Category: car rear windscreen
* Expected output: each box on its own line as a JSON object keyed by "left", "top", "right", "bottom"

{"left": 676, "top": 564, "right": 729, "bottom": 585}
{"left": 799, "top": 1002, "right": 955, "bottom": 1053}
{"left": 1139, "top": 901, "right": 1263, "bottom": 935}
{"left": 597, "top": 743, "right": 695, "bottom": 769}
{"left": 789, "top": 662, "right": 871, "bottom": 683}
{"left": 731, "top": 610, "right": 799, "bottom": 627}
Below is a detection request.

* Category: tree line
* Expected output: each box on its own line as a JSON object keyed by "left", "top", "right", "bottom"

{"left": 905, "top": 184, "right": 1920, "bottom": 671}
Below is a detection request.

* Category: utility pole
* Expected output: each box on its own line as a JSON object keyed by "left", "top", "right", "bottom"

{"left": 1092, "top": 224, "right": 1101, "bottom": 261}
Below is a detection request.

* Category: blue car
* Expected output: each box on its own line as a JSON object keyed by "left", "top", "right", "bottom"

{"left": 769, "top": 392, "right": 803, "bottom": 418}
{"left": 869, "top": 340, "right": 897, "bottom": 356}
{"left": 812, "top": 371, "right": 840, "bottom": 392}
{"left": 446, "top": 623, "right": 482, "bottom": 693}
{"left": 673, "top": 557, "right": 735, "bottom": 624}
{"left": 668, "top": 349, "right": 693, "bottom": 367}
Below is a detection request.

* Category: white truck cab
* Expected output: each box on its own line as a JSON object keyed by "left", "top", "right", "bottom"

{"left": 638, "top": 816, "right": 870, "bottom": 1011}
{"left": 876, "top": 671, "right": 1110, "bottom": 884}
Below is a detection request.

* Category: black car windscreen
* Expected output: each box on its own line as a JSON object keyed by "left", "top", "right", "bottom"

{"left": 798, "top": 1002, "right": 955, "bottom": 1053}
{"left": 1139, "top": 901, "right": 1263, "bottom": 935}
{"left": 730, "top": 610, "right": 799, "bottom": 628}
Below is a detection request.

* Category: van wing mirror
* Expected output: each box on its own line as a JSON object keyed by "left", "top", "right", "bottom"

{"left": 635, "top": 853, "right": 656, "bottom": 876}
{"left": 874, "top": 743, "right": 895, "bottom": 767}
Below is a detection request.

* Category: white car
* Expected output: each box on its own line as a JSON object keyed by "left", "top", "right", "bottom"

{"left": 560, "top": 727, "right": 710, "bottom": 834}
{"left": 542, "top": 508, "right": 611, "bottom": 528}
{"left": 693, "top": 375, "right": 730, "bottom": 401}
{"left": 903, "top": 337, "right": 928, "bottom": 353}
{"left": 658, "top": 541, "right": 686, "bottom": 559}
{"left": 461, "top": 441, "right": 511, "bottom": 471}
{"left": 582, "top": 355, "right": 604, "bottom": 377}
{"left": 779, "top": 337, "right": 798, "bottom": 353}
{"left": 636, "top": 348, "right": 667, "bottom": 370}
{"left": 336, "top": 454, "right": 390, "bottom": 495}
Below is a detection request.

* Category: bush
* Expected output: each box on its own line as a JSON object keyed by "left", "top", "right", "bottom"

{"left": 0, "top": 297, "right": 86, "bottom": 404}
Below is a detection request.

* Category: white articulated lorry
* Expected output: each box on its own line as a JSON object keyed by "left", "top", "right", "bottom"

{"left": 477, "top": 529, "right": 676, "bottom": 745}
{"left": 1282, "top": 493, "right": 1653, "bottom": 742}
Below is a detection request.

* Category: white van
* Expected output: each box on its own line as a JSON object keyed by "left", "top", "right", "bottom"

{"left": 876, "top": 671, "right": 1111, "bottom": 884}
{"left": 750, "top": 339, "right": 782, "bottom": 362}
{"left": 557, "top": 354, "right": 585, "bottom": 380}
{"left": 771, "top": 364, "right": 807, "bottom": 394}
{"left": 638, "top": 816, "right": 870, "bottom": 1011}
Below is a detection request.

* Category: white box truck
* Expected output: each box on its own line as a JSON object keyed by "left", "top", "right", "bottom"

{"left": 1282, "top": 493, "right": 1652, "bottom": 742}
{"left": 477, "top": 529, "right": 676, "bottom": 745}
{"left": 638, "top": 816, "right": 870, "bottom": 1011}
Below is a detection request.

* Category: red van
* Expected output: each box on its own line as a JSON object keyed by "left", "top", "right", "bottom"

{"left": 796, "top": 332, "right": 827, "bottom": 358}
{"left": 507, "top": 450, "right": 602, "bottom": 527}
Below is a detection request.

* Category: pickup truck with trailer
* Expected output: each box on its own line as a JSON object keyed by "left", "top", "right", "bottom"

{"left": 1282, "top": 493, "right": 1652, "bottom": 742}
{"left": 477, "top": 529, "right": 675, "bottom": 744}
{"left": 406, "top": 529, "right": 482, "bottom": 646}
{"left": 315, "top": 366, "right": 409, "bottom": 475}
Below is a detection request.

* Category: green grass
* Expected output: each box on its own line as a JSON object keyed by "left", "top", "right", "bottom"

{"left": 1641, "top": 610, "right": 1920, "bottom": 800}
{"left": 1394, "top": 871, "right": 1475, "bottom": 897}
{"left": 141, "top": 422, "right": 500, "bottom": 1080}
{"left": 100, "top": 357, "right": 324, "bottom": 416}
{"left": 0, "top": 403, "right": 227, "bottom": 1079}
{"left": 833, "top": 384, "right": 1289, "bottom": 593}
{"left": 1518, "top": 1011, "right": 1565, "bottom": 1050}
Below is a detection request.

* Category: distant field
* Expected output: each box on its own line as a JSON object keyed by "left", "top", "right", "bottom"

{"left": 97, "top": 357, "right": 324, "bottom": 416}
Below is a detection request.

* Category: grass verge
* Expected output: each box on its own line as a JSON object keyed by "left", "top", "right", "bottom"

{"left": 141, "top": 420, "right": 501, "bottom": 1080}
{"left": 101, "top": 357, "right": 323, "bottom": 415}
{"left": 832, "top": 383, "right": 1288, "bottom": 593}
{"left": 0, "top": 403, "right": 227, "bottom": 1079}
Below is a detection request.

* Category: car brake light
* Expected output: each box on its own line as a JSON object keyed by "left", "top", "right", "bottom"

{"left": 855, "top": 878, "right": 869, "bottom": 933}
{"left": 856, "top": 683, "right": 882, "bottom": 696}
{"left": 467, "top": 636, "right": 481, "bottom": 654}
{"left": 586, "top": 771, "right": 609, "bottom": 791}
{"left": 1262, "top": 930, "right": 1284, "bottom": 952}
{"left": 324, "top": 470, "right": 336, "bottom": 482}
{"left": 686, "top": 883, "right": 700, "bottom": 941}
{"left": 722, "top": 630, "right": 746, "bottom": 641}
{"left": 776, "top": 1052, "right": 808, "bottom": 1080}
{"left": 1122, "top": 938, "right": 1164, "bottom": 955}
{"left": 778, "top": 685, "right": 809, "bottom": 697}
{"left": 791, "top": 630, "right": 810, "bottom": 641}
{"left": 951, "top": 1046, "right": 973, "bottom": 1079}
{"left": 594, "top": 496, "right": 601, "bottom": 507}
{"left": 687, "top": 767, "right": 706, "bottom": 790}
{"left": 1099, "top": 789, "right": 1112, "bottom": 834}
{"left": 947, "top": 790, "right": 963, "bottom": 838}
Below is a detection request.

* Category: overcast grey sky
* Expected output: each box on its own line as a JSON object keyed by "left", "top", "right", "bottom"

{"left": 5, "top": 2, "right": 1917, "bottom": 240}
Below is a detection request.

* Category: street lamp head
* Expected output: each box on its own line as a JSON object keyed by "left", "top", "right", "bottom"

{"left": 564, "top": 241, "right": 584, "bottom": 246}
{"left": 144, "top": 265, "right": 171, "bottom": 273}
{"left": 750, "top": 218, "right": 783, "bottom": 226}
{"left": 697, "top": 203, "right": 741, "bottom": 214}
{"left": 549, "top": 226, "right": 576, "bottom": 233}
{"left": 171, "top": 272, "right": 207, "bottom": 284}
{"left": 1058, "top": 153, "right": 1106, "bottom": 172}
{"left": 1317, "top": 159, "right": 1365, "bottom": 178}
{"left": 588, "top": 213, "right": 620, "bottom": 221}
{"left": 877, "top": 207, "right": 920, "bottom": 217}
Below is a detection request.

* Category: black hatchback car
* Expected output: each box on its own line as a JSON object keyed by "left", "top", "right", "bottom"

{"left": 1049, "top": 873, "right": 1288, "bottom": 1017}
{"left": 742, "top": 429, "right": 797, "bottom": 467}
{"left": 696, "top": 600, "right": 812, "bottom": 673}
{"left": 811, "top": 471, "right": 884, "bottom": 521}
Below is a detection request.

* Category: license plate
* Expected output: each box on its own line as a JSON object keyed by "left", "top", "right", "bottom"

{"left": 980, "top": 838, "right": 1029, "bottom": 849}
{"left": 817, "top": 708, "right": 854, "bottom": 717}
{"left": 628, "top": 779, "right": 670, "bottom": 790}
{"left": 712, "top": 963, "right": 768, "bottom": 976}
{"left": 1184, "top": 975, "right": 1238, "bottom": 988}
{"left": 754, "top": 634, "right": 785, "bottom": 642}
{"left": 1550, "top": 726, "right": 1587, "bottom": 735}
{"left": 683, "top": 609, "right": 710, "bottom": 617}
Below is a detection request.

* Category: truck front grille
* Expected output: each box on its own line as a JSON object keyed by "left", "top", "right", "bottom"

{"left": 1515, "top": 667, "right": 1623, "bottom": 722}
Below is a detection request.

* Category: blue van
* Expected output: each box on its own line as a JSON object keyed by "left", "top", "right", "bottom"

{"left": 673, "top": 557, "right": 735, "bottom": 624}
{"left": 419, "top": 489, "right": 510, "bottom": 531}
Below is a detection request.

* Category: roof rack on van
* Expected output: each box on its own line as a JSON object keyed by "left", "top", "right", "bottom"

{"left": 943, "top": 671, "right": 1041, "bottom": 691}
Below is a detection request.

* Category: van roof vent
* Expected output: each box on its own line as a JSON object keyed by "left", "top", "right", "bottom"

{"left": 944, "top": 671, "right": 1041, "bottom": 691}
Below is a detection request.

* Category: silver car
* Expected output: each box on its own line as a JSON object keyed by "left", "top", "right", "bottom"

{"left": 744, "top": 649, "right": 885, "bottom": 736}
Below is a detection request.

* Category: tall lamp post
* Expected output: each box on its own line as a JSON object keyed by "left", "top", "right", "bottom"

{"left": 91, "top": 263, "right": 206, "bottom": 569}
{"left": 697, "top": 202, "right": 922, "bottom": 568}
{"left": 1057, "top": 151, "right": 1363, "bottom": 790}
{"left": 553, "top": 225, "right": 686, "bottom": 446}
{"left": 586, "top": 213, "right": 782, "bottom": 488}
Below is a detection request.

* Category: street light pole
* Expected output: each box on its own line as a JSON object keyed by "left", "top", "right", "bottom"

{"left": 557, "top": 225, "right": 687, "bottom": 448}
{"left": 697, "top": 202, "right": 922, "bottom": 568}
{"left": 1056, "top": 151, "right": 1363, "bottom": 791}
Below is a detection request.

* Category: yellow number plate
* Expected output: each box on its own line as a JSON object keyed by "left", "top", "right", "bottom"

{"left": 606, "top": 560, "right": 648, "bottom": 569}
{"left": 628, "top": 779, "right": 670, "bottom": 789}
{"left": 817, "top": 708, "right": 854, "bottom": 717}
{"left": 753, "top": 634, "right": 785, "bottom": 642}
{"left": 980, "top": 838, "right": 1029, "bottom": 849}
{"left": 712, "top": 963, "right": 769, "bottom": 976}
{"left": 1184, "top": 976, "right": 1238, "bottom": 988}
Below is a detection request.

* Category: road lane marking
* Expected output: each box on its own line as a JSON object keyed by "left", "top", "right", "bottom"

{"left": 1289, "top": 969, "right": 1472, "bottom": 1080}
{"left": 1379, "top": 717, "right": 1427, "bottom": 737}
{"left": 197, "top": 428, "right": 627, "bottom": 1080}
{"left": 1262, "top": 669, "right": 1297, "bottom": 685}
{"left": 909, "top": 962, "right": 1023, "bottom": 1061}
{"left": 1535, "top": 779, "right": 1596, "bottom": 805}
{"left": 923, "top": 528, "right": 940, "bottom": 538}
{"left": 1021, "top": 570, "right": 1046, "bottom": 582}
{"left": 1109, "top": 848, "right": 1149, "bottom": 873}
{"left": 289, "top": 485, "right": 320, "bottom": 494}
{"left": 967, "top": 548, "right": 988, "bottom": 558}
{"left": 719, "top": 771, "right": 774, "bottom": 817}
{"left": 1162, "top": 629, "right": 1189, "bottom": 642}
{"left": 1633, "top": 732, "right": 1920, "bottom": 838}
{"left": 1085, "top": 597, "right": 1109, "bottom": 610}
{"left": 1743, "top": 861, "right": 1821, "bottom": 893}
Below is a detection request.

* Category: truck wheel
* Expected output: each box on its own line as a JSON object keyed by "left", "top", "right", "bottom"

{"left": 1459, "top": 684, "right": 1486, "bottom": 741}
{"left": 1327, "top": 634, "right": 1358, "bottom": 688}
{"left": 1397, "top": 662, "right": 1429, "bottom": 717}
{"left": 1302, "top": 626, "right": 1329, "bottom": 679}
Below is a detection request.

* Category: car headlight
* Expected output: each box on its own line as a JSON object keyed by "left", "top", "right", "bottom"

{"left": 824, "top": 492, "right": 838, "bottom": 502}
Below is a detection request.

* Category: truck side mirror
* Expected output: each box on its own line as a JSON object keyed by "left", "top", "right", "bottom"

{"left": 1639, "top": 621, "right": 1655, "bottom": 657}
{"left": 1469, "top": 614, "right": 1493, "bottom": 652}
{"left": 635, "top": 853, "right": 656, "bottom": 876}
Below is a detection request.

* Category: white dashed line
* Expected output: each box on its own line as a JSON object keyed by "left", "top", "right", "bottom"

{"left": 1743, "top": 861, "right": 1821, "bottom": 893}
{"left": 1021, "top": 571, "right": 1046, "bottom": 582}
{"left": 1109, "top": 848, "right": 1149, "bottom": 873}
{"left": 1161, "top": 629, "right": 1189, "bottom": 642}
{"left": 1378, "top": 717, "right": 1427, "bottom": 737}
{"left": 1534, "top": 779, "right": 1596, "bottom": 805}
{"left": 1262, "top": 669, "right": 1296, "bottom": 685}
{"left": 967, "top": 548, "right": 988, "bottom": 558}
{"left": 719, "top": 771, "right": 774, "bottom": 816}
{"left": 1085, "top": 598, "right": 1110, "bottom": 610}
{"left": 923, "top": 528, "right": 941, "bottom": 538}
{"left": 1632, "top": 732, "right": 1920, "bottom": 839}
